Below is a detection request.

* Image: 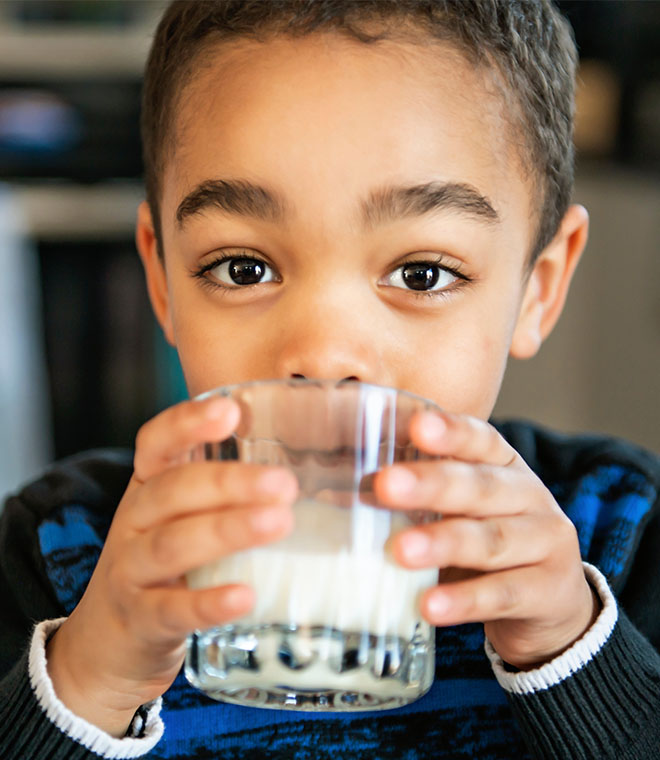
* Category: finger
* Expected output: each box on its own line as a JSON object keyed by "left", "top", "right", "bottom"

{"left": 134, "top": 397, "right": 241, "bottom": 483}
{"left": 410, "top": 411, "right": 521, "bottom": 467}
{"left": 137, "top": 584, "right": 255, "bottom": 644}
{"left": 127, "top": 460, "right": 298, "bottom": 530}
{"left": 130, "top": 502, "right": 295, "bottom": 586}
{"left": 419, "top": 566, "right": 548, "bottom": 626}
{"left": 375, "top": 459, "right": 546, "bottom": 516}
{"left": 391, "top": 514, "right": 559, "bottom": 571}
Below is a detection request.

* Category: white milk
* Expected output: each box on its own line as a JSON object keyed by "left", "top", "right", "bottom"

{"left": 187, "top": 499, "right": 438, "bottom": 640}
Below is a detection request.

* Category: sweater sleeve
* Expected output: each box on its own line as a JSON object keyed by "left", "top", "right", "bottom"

{"left": 0, "top": 451, "right": 165, "bottom": 759}
{"left": 0, "top": 619, "right": 164, "bottom": 760}
{"left": 485, "top": 563, "right": 660, "bottom": 759}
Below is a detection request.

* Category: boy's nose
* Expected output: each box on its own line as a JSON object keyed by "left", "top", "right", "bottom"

{"left": 270, "top": 295, "right": 387, "bottom": 385}
{"left": 277, "top": 344, "right": 378, "bottom": 384}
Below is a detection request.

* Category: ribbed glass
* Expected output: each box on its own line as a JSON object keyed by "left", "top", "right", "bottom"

{"left": 185, "top": 379, "right": 439, "bottom": 711}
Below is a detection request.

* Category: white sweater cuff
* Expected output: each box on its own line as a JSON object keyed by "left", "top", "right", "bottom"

{"left": 485, "top": 562, "right": 618, "bottom": 695}
{"left": 28, "top": 618, "right": 164, "bottom": 759}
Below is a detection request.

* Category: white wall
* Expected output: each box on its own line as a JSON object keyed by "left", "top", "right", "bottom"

{"left": 0, "top": 186, "right": 53, "bottom": 500}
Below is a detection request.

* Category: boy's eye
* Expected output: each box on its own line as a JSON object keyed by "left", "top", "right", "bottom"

{"left": 384, "top": 261, "right": 458, "bottom": 292}
{"left": 196, "top": 253, "right": 467, "bottom": 296}
{"left": 208, "top": 256, "right": 276, "bottom": 287}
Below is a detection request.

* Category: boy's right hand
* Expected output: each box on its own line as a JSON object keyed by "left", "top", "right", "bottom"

{"left": 45, "top": 397, "right": 298, "bottom": 738}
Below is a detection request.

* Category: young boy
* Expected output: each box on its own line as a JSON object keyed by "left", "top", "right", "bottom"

{"left": 1, "top": 1, "right": 659, "bottom": 758}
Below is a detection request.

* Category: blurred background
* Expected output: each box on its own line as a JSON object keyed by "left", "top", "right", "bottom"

{"left": 0, "top": 0, "right": 658, "bottom": 500}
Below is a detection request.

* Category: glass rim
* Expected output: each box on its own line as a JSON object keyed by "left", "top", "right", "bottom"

{"left": 193, "top": 378, "right": 441, "bottom": 410}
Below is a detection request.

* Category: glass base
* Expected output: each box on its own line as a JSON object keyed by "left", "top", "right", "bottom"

{"left": 185, "top": 623, "right": 434, "bottom": 712}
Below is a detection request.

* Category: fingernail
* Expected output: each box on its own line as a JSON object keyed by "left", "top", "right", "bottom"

{"left": 205, "top": 397, "right": 230, "bottom": 419}
{"left": 222, "top": 585, "right": 254, "bottom": 612}
{"left": 257, "top": 469, "right": 295, "bottom": 496}
{"left": 385, "top": 466, "right": 417, "bottom": 497}
{"left": 251, "top": 504, "right": 289, "bottom": 532}
{"left": 401, "top": 530, "right": 431, "bottom": 560}
{"left": 420, "top": 413, "right": 446, "bottom": 442}
{"left": 427, "top": 591, "right": 452, "bottom": 618}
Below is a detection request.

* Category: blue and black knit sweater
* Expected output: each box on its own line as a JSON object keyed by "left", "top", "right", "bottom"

{"left": 0, "top": 420, "right": 659, "bottom": 759}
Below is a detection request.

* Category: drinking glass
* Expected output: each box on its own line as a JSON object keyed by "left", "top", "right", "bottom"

{"left": 185, "top": 378, "right": 440, "bottom": 711}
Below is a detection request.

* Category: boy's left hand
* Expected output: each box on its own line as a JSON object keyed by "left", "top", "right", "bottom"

{"left": 374, "top": 411, "right": 599, "bottom": 670}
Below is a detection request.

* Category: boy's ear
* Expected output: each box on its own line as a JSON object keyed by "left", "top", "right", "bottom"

{"left": 135, "top": 201, "right": 176, "bottom": 346}
{"left": 510, "top": 204, "right": 589, "bottom": 359}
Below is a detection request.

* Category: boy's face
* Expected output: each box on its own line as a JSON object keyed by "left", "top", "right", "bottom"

{"left": 139, "top": 34, "right": 577, "bottom": 419}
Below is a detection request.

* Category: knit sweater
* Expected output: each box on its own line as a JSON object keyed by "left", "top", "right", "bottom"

{"left": 1, "top": 420, "right": 659, "bottom": 759}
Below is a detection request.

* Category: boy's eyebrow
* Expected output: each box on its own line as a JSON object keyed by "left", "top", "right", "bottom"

{"left": 176, "top": 179, "right": 287, "bottom": 227}
{"left": 175, "top": 178, "right": 499, "bottom": 228}
{"left": 362, "top": 181, "right": 499, "bottom": 229}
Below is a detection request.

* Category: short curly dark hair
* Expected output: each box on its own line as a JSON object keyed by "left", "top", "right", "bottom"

{"left": 141, "top": 0, "right": 577, "bottom": 264}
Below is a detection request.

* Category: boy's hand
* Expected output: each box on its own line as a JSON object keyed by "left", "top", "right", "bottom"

{"left": 375, "top": 411, "right": 599, "bottom": 670}
{"left": 46, "top": 397, "right": 298, "bottom": 737}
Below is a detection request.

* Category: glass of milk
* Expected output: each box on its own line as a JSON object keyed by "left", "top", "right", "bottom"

{"left": 185, "top": 379, "right": 440, "bottom": 711}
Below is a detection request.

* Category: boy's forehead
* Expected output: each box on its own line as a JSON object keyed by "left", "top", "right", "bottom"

{"left": 163, "top": 33, "right": 534, "bottom": 254}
